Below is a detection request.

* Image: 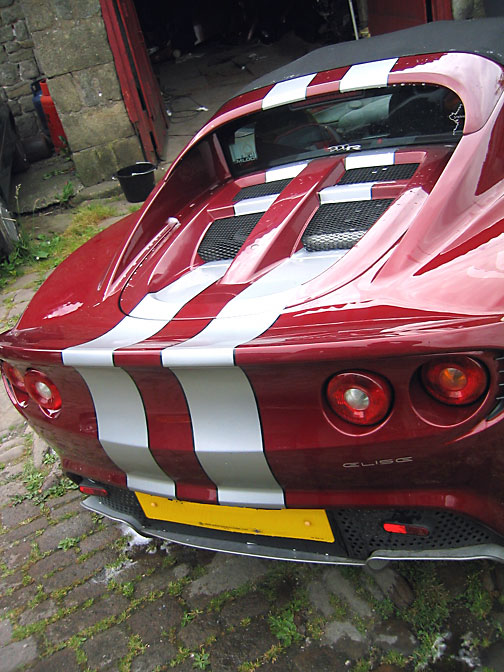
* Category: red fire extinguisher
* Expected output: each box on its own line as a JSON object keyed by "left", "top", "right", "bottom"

{"left": 39, "top": 80, "right": 68, "bottom": 153}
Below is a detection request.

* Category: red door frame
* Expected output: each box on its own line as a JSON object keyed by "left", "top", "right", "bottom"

{"left": 100, "top": 0, "right": 168, "bottom": 164}
{"left": 368, "top": 0, "right": 453, "bottom": 35}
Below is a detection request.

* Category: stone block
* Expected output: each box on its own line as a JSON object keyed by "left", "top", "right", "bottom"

{"left": 1, "top": 2, "right": 24, "bottom": 23}
{"left": 18, "top": 93, "right": 33, "bottom": 112}
{"left": 45, "top": 592, "right": 128, "bottom": 643}
{"left": 19, "top": 58, "right": 40, "bottom": 82}
{"left": 0, "top": 0, "right": 13, "bottom": 9}
{"left": 111, "top": 136, "right": 143, "bottom": 169}
{"left": 8, "top": 98, "right": 20, "bottom": 115}
{"left": 53, "top": 0, "right": 72, "bottom": 20}
{"left": 0, "top": 45, "right": 7, "bottom": 64}
{"left": 74, "top": 62, "right": 122, "bottom": 106}
{"left": 46, "top": 73, "right": 81, "bottom": 114}
{"left": 31, "top": 17, "right": 113, "bottom": 77}
{"left": 5, "top": 78, "right": 30, "bottom": 96}
{"left": 0, "top": 61, "right": 17, "bottom": 85}
{"left": 0, "top": 23, "right": 14, "bottom": 41}
{"left": 30, "top": 648, "right": 78, "bottom": 672}
{"left": 14, "top": 111, "right": 37, "bottom": 136}
{"left": 73, "top": 147, "right": 108, "bottom": 186}
{"left": 83, "top": 625, "right": 129, "bottom": 669}
{"left": 70, "top": 0, "right": 100, "bottom": 19}
{"left": 62, "top": 101, "right": 134, "bottom": 151}
{"left": 4, "top": 40, "right": 20, "bottom": 54}
{"left": 13, "top": 19, "right": 28, "bottom": 40}
{"left": 3, "top": 637, "right": 38, "bottom": 672}
{"left": 20, "top": 0, "right": 55, "bottom": 32}
{"left": 9, "top": 49, "right": 34, "bottom": 63}
{"left": 73, "top": 134, "right": 144, "bottom": 186}
{"left": 185, "top": 554, "right": 270, "bottom": 608}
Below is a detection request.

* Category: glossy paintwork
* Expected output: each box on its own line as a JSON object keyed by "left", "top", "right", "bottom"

{"left": 2, "top": 46, "right": 504, "bottom": 542}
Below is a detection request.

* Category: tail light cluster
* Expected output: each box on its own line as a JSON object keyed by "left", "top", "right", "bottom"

{"left": 326, "top": 372, "right": 392, "bottom": 426}
{"left": 420, "top": 357, "right": 487, "bottom": 406}
{"left": 1, "top": 362, "right": 62, "bottom": 415}
{"left": 326, "top": 355, "right": 489, "bottom": 426}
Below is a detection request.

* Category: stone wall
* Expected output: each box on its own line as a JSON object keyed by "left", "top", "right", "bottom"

{"left": 19, "top": 0, "right": 143, "bottom": 186}
{"left": 0, "top": 0, "right": 41, "bottom": 141}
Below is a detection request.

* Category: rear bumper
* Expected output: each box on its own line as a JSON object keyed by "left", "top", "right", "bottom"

{"left": 81, "top": 485, "right": 504, "bottom": 566}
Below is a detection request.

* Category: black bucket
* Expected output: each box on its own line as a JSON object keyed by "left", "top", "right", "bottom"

{"left": 116, "top": 162, "right": 156, "bottom": 203}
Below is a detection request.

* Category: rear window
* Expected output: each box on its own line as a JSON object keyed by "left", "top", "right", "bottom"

{"left": 218, "top": 84, "right": 465, "bottom": 177}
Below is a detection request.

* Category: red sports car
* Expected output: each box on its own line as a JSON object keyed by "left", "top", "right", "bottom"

{"left": 2, "top": 19, "right": 504, "bottom": 566}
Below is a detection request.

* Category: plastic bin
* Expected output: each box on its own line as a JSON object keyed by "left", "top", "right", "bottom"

{"left": 116, "top": 162, "right": 156, "bottom": 203}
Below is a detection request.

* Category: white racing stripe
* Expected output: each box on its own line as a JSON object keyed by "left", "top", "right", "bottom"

{"left": 172, "top": 367, "right": 284, "bottom": 507}
{"left": 345, "top": 151, "right": 395, "bottom": 170}
{"left": 163, "top": 249, "right": 342, "bottom": 507}
{"left": 262, "top": 73, "right": 317, "bottom": 110}
{"left": 77, "top": 367, "right": 175, "bottom": 497}
{"left": 234, "top": 195, "right": 277, "bottom": 216}
{"left": 161, "top": 249, "right": 342, "bottom": 367}
{"left": 319, "top": 183, "right": 372, "bottom": 204}
{"left": 62, "top": 261, "right": 230, "bottom": 366}
{"left": 340, "top": 58, "right": 398, "bottom": 92}
{"left": 265, "top": 162, "right": 308, "bottom": 182}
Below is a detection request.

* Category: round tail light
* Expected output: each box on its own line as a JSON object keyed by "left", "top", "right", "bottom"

{"left": 1, "top": 361, "right": 28, "bottom": 405}
{"left": 421, "top": 356, "right": 488, "bottom": 405}
{"left": 326, "top": 371, "right": 392, "bottom": 426}
{"left": 24, "top": 370, "right": 62, "bottom": 412}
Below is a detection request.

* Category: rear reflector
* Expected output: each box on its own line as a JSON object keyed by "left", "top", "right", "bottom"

{"left": 79, "top": 484, "right": 108, "bottom": 497}
{"left": 383, "top": 522, "right": 430, "bottom": 537}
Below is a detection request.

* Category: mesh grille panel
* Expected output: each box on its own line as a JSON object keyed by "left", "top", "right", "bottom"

{"left": 303, "top": 199, "right": 392, "bottom": 251}
{"left": 334, "top": 508, "right": 496, "bottom": 560}
{"left": 233, "top": 179, "right": 292, "bottom": 202}
{"left": 101, "top": 485, "right": 147, "bottom": 525}
{"left": 198, "top": 213, "right": 263, "bottom": 262}
{"left": 339, "top": 163, "right": 419, "bottom": 184}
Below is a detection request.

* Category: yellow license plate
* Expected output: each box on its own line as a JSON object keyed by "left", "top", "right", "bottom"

{"left": 135, "top": 492, "right": 334, "bottom": 543}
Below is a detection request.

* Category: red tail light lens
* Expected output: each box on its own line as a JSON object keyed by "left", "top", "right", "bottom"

{"left": 1, "top": 361, "right": 28, "bottom": 405}
{"left": 3, "top": 362, "right": 26, "bottom": 391}
{"left": 421, "top": 356, "right": 487, "bottom": 405}
{"left": 326, "top": 371, "right": 392, "bottom": 426}
{"left": 24, "top": 370, "right": 62, "bottom": 412}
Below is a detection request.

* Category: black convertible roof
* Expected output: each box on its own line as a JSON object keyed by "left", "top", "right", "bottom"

{"left": 242, "top": 18, "right": 504, "bottom": 93}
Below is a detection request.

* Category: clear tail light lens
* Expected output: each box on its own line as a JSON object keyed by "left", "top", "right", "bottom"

{"left": 421, "top": 356, "right": 487, "bottom": 405}
{"left": 24, "top": 370, "right": 62, "bottom": 412}
{"left": 326, "top": 371, "right": 392, "bottom": 426}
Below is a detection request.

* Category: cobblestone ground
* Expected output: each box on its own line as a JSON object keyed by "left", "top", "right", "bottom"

{"left": 2, "top": 233, "right": 504, "bottom": 672}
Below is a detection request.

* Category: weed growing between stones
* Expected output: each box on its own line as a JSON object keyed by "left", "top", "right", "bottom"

{"left": 57, "top": 537, "right": 80, "bottom": 552}
{"left": 192, "top": 647, "right": 211, "bottom": 669}
{"left": 268, "top": 608, "right": 302, "bottom": 647}
{"left": 0, "top": 201, "right": 117, "bottom": 291}
{"left": 463, "top": 567, "right": 494, "bottom": 619}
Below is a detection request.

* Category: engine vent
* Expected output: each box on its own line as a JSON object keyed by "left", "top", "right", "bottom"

{"left": 334, "top": 508, "right": 497, "bottom": 560}
{"left": 339, "top": 163, "right": 419, "bottom": 185}
{"left": 302, "top": 199, "right": 392, "bottom": 252}
{"left": 198, "top": 212, "right": 263, "bottom": 262}
{"left": 233, "top": 179, "right": 292, "bottom": 202}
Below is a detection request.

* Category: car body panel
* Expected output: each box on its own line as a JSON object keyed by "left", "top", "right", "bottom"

{"left": 2, "top": 18, "right": 504, "bottom": 564}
